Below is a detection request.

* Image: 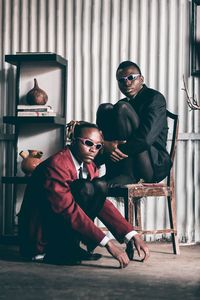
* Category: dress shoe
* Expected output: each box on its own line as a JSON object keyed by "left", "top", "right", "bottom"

{"left": 75, "top": 247, "right": 102, "bottom": 261}
{"left": 43, "top": 254, "right": 81, "bottom": 266}
{"left": 107, "top": 183, "right": 126, "bottom": 189}
{"left": 43, "top": 247, "right": 102, "bottom": 265}
{"left": 126, "top": 240, "right": 134, "bottom": 260}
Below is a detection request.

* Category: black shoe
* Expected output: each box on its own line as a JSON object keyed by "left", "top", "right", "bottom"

{"left": 43, "top": 254, "right": 81, "bottom": 265}
{"left": 126, "top": 240, "right": 134, "bottom": 260}
{"left": 76, "top": 247, "right": 102, "bottom": 261}
{"left": 108, "top": 183, "right": 126, "bottom": 189}
{"left": 43, "top": 247, "right": 101, "bottom": 265}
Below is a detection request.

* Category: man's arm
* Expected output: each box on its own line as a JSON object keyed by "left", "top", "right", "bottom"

{"left": 100, "top": 140, "right": 128, "bottom": 162}
{"left": 125, "top": 93, "right": 167, "bottom": 156}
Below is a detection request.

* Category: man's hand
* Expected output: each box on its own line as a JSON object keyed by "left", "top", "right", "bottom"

{"left": 132, "top": 234, "right": 150, "bottom": 261}
{"left": 105, "top": 240, "right": 129, "bottom": 268}
{"left": 103, "top": 140, "right": 128, "bottom": 162}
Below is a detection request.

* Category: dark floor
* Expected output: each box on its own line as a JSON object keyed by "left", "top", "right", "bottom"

{"left": 0, "top": 241, "right": 199, "bottom": 300}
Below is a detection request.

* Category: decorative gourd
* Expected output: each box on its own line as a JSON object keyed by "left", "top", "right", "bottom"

{"left": 19, "top": 150, "right": 43, "bottom": 176}
{"left": 26, "top": 78, "right": 48, "bottom": 105}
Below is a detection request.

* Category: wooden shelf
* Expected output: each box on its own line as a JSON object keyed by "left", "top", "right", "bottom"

{"left": 2, "top": 176, "right": 32, "bottom": 184}
{"left": 2, "top": 52, "right": 68, "bottom": 237}
{"left": 5, "top": 52, "right": 68, "bottom": 67}
{"left": 3, "top": 116, "right": 66, "bottom": 125}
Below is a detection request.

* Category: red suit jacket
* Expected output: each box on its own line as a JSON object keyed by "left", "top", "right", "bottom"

{"left": 19, "top": 147, "right": 133, "bottom": 258}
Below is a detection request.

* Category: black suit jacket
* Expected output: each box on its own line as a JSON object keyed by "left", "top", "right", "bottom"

{"left": 119, "top": 84, "right": 171, "bottom": 182}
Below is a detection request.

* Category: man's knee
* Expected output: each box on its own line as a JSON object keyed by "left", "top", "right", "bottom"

{"left": 114, "top": 101, "right": 140, "bottom": 129}
{"left": 92, "top": 178, "right": 108, "bottom": 198}
{"left": 97, "top": 103, "right": 114, "bottom": 112}
{"left": 70, "top": 179, "right": 95, "bottom": 202}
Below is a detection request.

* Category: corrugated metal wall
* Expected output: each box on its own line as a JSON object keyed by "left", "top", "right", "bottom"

{"left": 0, "top": 0, "right": 199, "bottom": 243}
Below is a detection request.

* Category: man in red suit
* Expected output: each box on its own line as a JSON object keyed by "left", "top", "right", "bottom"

{"left": 19, "top": 121, "right": 149, "bottom": 268}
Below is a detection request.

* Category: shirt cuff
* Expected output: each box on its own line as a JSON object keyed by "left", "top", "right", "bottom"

{"left": 124, "top": 230, "right": 138, "bottom": 244}
{"left": 100, "top": 236, "right": 110, "bottom": 246}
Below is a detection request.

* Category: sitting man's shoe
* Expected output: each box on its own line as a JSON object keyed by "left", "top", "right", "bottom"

{"left": 126, "top": 239, "right": 134, "bottom": 260}
{"left": 107, "top": 183, "right": 126, "bottom": 189}
{"left": 75, "top": 247, "right": 102, "bottom": 261}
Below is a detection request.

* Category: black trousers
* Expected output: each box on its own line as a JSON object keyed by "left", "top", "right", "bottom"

{"left": 96, "top": 101, "right": 154, "bottom": 184}
{"left": 70, "top": 178, "right": 108, "bottom": 220}
{"left": 45, "top": 178, "right": 108, "bottom": 258}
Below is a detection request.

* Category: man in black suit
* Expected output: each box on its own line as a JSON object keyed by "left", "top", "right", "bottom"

{"left": 96, "top": 61, "right": 171, "bottom": 185}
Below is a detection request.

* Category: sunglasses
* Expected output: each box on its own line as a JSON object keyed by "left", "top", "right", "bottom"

{"left": 117, "top": 73, "right": 140, "bottom": 84}
{"left": 76, "top": 137, "right": 103, "bottom": 150}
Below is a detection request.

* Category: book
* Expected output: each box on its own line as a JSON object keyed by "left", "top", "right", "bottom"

{"left": 17, "top": 105, "right": 53, "bottom": 112}
{"left": 18, "top": 108, "right": 54, "bottom": 112}
{"left": 17, "top": 111, "right": 57, "bottom": 117}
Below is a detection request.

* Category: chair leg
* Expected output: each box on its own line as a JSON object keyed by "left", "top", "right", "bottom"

{"left": 124, "top": 194, "right": 129, "bottom": 221}
{"left": 125, "top": 197, "right": 143, "bottom": 260}
{"left": 167, "top": 194, "right": 180, "bottom": 255}
{"left": 124, "top": 195, "right": 134, "bottom": 260}
{"left": 134, "top": 198, "right": 142, "bottom": 229}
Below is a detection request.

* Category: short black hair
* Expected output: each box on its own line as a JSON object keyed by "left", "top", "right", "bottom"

{"left": 73, "top": 121, "right": 99, "bottom": 139}
{"left": 116, "top": 61, "right": 141, "bottom": 76}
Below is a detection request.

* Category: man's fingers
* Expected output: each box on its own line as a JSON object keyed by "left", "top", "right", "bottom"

{"left": 110, "top": 149, "right": 128, "bottom": 161}
{"left": 142, "top": 247, "right": 150, "bottom": 261}
{"left": 114, "top": 148, "right": 128, "bottom": 158}
{"left": 133, "top": 235, "right": 150, "bottom": 262}
{"left": 135, "top": 244, "right": 141, "bottom": 258}
{"left": 116, "top": 253, "right": 130, "bottom": 268}
{"left": 118, "top": 140, "right": 127, "bottom": 145}
{"left": 119, "top": 259, "right": 124, "bottom": 269}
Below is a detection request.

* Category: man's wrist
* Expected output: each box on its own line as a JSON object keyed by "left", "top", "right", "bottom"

{"left": 124, "top": 230, "right": 138, "bottom": 243}
{"left": 100, "top": 236, "right": 110, "bottom": 247}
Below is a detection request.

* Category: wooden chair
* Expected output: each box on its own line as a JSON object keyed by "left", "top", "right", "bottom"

{"left": 108, "top": 110, "right": 180, "bottom": 256}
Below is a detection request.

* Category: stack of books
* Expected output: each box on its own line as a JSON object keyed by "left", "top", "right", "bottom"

{"left": 17, "top": 105, "right": 57, "bottom": 117}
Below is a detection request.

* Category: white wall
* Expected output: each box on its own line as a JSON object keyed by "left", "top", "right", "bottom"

{"left": 0, "top": 0, "right": 199, "bottom": 243}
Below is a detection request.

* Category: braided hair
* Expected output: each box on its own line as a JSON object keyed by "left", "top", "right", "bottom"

{"left": 66, "top": 120, "right": 100, "bottom": 144}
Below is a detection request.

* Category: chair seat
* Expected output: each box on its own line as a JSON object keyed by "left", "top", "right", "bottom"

{"left": 126, "top": 183, "right": 171, "bottom": 198}
{"left": 108, "top": 183, "right": 171, "bottom": 198}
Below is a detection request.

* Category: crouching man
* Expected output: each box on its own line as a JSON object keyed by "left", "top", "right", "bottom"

{"left": 18, "top": 121, "right": 149, "bottom": 267}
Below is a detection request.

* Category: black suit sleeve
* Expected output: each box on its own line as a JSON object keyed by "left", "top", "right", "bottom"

{"left": 124, "top": 92, "right": 167, "bottom": 155}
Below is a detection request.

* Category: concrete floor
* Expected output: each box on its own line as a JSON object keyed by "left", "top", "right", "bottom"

{"left": 0, "top": 241, "right": 199, "bottom": 300}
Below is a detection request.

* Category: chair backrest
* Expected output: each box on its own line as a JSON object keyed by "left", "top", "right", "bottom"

{"left": 166, "top": 110, "right": 179, "bottom": 164}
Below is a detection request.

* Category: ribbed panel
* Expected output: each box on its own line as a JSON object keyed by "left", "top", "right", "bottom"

{"left": 0, "top": 0, "right": 199, "bottom": 243}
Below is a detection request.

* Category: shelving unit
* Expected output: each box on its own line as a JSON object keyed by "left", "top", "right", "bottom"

{"left": 1, "top": 52, "right": 68, "bottom": 237}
